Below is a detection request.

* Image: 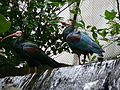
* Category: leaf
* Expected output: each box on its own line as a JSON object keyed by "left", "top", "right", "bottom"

{"left": 86, "top": 25, "right": 91, "bottom": 29}
{"left": 80, "top": 20, "right": 85, "bottom": 28}
{"left": 0, "top": 14, "right": 11, "bottom": 33}
{"left": 90, "top": 56, "right": 97, "bottom": 61}
{"left": 101, "top": 30, "right": 108, "bottom": 37}
{"left": 100, "top": 38, "right": 109, "bottom": 41}
{"left": 70, "top": 10, "right": 78, "bottom": 14}
{"left": 70, "top": 5, "right": 81, "bottom": 15}
{"left": 94, "top": 39, "right": 100, "bottom": 45}
{"left": 76, "top": 0, "right": 81, "bottom": 2}
{"left": 92, "top": 32, "right": 97, "bottom": 40}
{"left": 75, "top": 22, "right": 83, "bottom": 28}
{"left": 91, "top": 26, "right": 97, "bottom": 32}
{"left": 104, "top": 10, "right": 117, "bottom": 20}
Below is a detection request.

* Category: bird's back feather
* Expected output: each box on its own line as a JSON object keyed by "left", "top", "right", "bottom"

{"left": 65, "top": 31, "right": 104, "bottom": 56}
{"left": 16, "top": 42, "right": 59, "bottom": 68}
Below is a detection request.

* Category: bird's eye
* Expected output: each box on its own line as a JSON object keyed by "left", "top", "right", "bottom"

{"left": 61, "top": 26, "right": 64, "bottom": 28}
{"left": 15, "top": 32, "right": 22, "bottom": 36}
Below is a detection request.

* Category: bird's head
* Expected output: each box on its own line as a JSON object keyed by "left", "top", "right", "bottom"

{"left": 1, "top": 31, "right": 23, "bottom": 41}
{"left": 49, "top": 20, "right": 74, "bottom": 34}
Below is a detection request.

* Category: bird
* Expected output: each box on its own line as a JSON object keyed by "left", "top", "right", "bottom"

{"left": 50, "top": 20, "right": 104, "bottom": 64}
{"left": 1, "top": 31, "right": 66, "bottom": 73}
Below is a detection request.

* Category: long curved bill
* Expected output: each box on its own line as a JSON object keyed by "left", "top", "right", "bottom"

{"left": 49, "top": 20, "right": 72, "bottom": 25}
{"left": 49, "top": 20, "right": 67, "bottom": 24}
{"left": 1, "top": 33, "right": 16, "bottom": 41}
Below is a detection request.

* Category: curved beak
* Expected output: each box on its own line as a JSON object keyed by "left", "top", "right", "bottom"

{"left": 49, "top": 20, "right": 67, "bottom": 24}
{"left": 1, "top": 33, "right": 16, "bottom": 41}
{"left": 49, "top": 20, "right": 72, "bottom": 25}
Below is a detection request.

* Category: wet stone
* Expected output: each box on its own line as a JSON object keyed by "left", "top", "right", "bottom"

{"left": 0, "top": 59, "right": 120, "bottom": 90}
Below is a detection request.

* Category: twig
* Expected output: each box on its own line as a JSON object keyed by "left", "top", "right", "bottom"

{"left": 73, "top": 2, "right": 80, "bottom": 21}
{"left": 116, "top": 0, "right": 120, "bottom": 20}
{"left": 56, "top": 2, "right": 74, "bottom": 16}
{"left": 102, "top": 36, "right": 120, "bottom": 49}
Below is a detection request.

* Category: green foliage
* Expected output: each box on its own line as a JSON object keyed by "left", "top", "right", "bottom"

{"left": 99, "top": 10, "right": 120, "bottom": 43}
{"left": 74, "top": 20, "right": 85, "bottom": 28}
{"left": 90, "top": 56, "right": 97, "bottom": 62}
{"left": 84, "top": 10, "right": 120, "bottom": 46}
{"left": 70, "top": 5, "right": 81, "bottom": 15}
{"left": 0, "top": 14, "right": 11, "bottom": 33}
{"left": 0, "top": 0, "right": 120, "bottom": 68}
{"left": 0, "top": 0, "right": 68, "bottom": 67}
{"left": 105, "top": 10, "right": 117, "bottom": 20}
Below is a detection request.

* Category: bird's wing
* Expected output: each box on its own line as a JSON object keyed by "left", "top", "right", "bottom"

{"left": 21, "top": 42, "right": 59, "bottom": 68}
{"left": 66, "top": 31, "right": 81, "bottom": 43}
{"left": 66, "top": 31, "right": 104, "bottom": 55}
{"left": 21, "top": 43, "right": 44, "bottom": 64}
{"left": 81, "top": 32, "right": 103, "bottom": 51}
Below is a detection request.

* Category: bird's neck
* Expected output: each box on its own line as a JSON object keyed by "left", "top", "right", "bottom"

{"left": 13, "top": 35, "right": 25, "bottom": 52}
{"left": 15, "top": 35, "right": 25, "bottom": 44}
{"left": 63, "top": 25, "right": 75, "bottom": 39}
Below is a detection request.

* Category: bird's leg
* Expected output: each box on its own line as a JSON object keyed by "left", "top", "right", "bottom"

{"left": 87, "top": 54, "right": 90, "bottom": 61}
{"left": 34, "top": 66, "right": 38, "bottom": 73}
{"left": 83, "top": 55, "right": 86, "bottom": 64}
{"left": 27, "top": 67, "right": 32, "bottom": 74}
{"left": 78, "top": 55, "right": 81, "bottom": 65}
{"left": 87, "top": 54, "right": 91, "bottom": 63}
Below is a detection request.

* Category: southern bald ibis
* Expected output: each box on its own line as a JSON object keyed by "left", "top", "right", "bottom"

{"left": 50, "top": 20, "right": 104, "bottom": 64}
{"left": 1, "top": 31, "right": 64, "bottom": 73}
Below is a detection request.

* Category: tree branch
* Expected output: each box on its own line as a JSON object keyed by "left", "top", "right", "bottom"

{"left": 116, "top": 0, "right": 120, "bottom": 20}
{"left": 73, "top": 2, "right": 80, "bottom": 21}
{"left": 57, "top": 2, "right": 74, "bottom": 16}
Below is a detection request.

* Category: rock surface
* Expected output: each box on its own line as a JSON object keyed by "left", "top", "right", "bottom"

{"left": 0, "top": 59, "right": 120, "bottom": 90}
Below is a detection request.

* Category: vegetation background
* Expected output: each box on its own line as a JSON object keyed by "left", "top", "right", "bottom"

{"left": 0, "top": 0, "right": 119, "bottom": 77}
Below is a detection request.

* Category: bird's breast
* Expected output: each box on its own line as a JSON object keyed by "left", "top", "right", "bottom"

{"left": 66, "top": 34, "right": 81, "bottom": 43}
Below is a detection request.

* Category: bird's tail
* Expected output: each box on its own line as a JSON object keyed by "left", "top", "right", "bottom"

{"left": 101, "top": 48, "right": 105, "bottom": 53}
{"left": 97, "top": 48, "right": 105, "bottom": 62}
{"left": 57, "top": 62, "right": 72, "bottom": 67}
{"left": 48, "top": 57, "right": 72, "bottom": 68}
{"left": 99, "top": 48, "right": 105, "bottom": 57}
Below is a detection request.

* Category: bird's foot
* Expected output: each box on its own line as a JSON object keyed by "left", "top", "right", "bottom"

{"left": 81, "top": 59, "right": 88, "bottom": 64}
{"left": 27, "top": 69, "right": 32, "bottom": 74}
{"left": 79, "top": 63, "right": 83, "bottom": 65}
{"left": 98, "top": 57, "right": 104, "bottom": 62}
{"left": 27, "top": 66, "right": 38, "bottom": 74}
{"left": 34, "top": 66, "right": 38, "bottom": 73}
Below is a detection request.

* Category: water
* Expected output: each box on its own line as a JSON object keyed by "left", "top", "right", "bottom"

{"left": 0, "top": 59, "right": 120, "bottom": 90}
